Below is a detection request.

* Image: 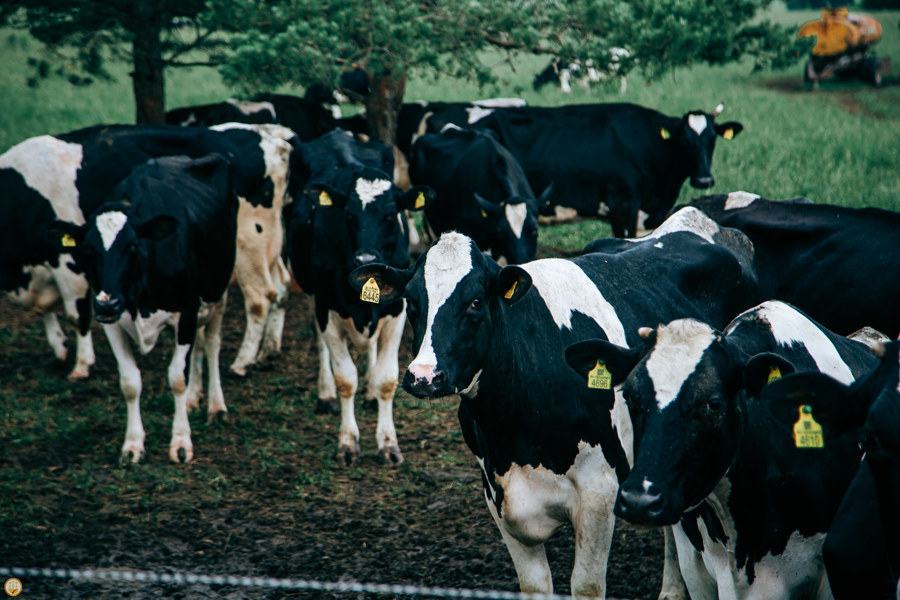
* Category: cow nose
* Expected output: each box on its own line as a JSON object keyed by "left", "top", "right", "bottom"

{"left": 615, "top": 483, "right": 665, "bottom": 525}
{"left": 692, "top": 175, "right": 714, "bottom": 189}
{"left": 354, "top": 252, "right": 378, "bottom": 266}
{"left": 94, "top": 295, "right": 124, "bottom": 322}
{"left": 402, "top": 364, "right": 446, "bottom": 398}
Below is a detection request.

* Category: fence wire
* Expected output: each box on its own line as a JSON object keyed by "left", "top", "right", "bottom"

{"left": 0, "top": 566, "right": 587, "bottom": 600}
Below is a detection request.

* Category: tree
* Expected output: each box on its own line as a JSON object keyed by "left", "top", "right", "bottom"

{"left": 206, "top": 0, "right": 806, "bottom": 146}
{"left": 1, "top": 1, "right": 229, "bottom": 124}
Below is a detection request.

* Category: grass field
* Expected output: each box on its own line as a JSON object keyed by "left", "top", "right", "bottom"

{"left": 1, "top": 4, "right": 899, "bottom": 598}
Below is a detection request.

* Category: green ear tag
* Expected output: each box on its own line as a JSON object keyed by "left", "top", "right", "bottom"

{"left": 319, "top": 190, "right": 332, "bottom": 206}
{"left": 415, "top": 191, "right": 426, "bottom": 209}
{"left": 768, "top": 366, "right": 782, "bottom": 384}
{"left": 360, "top": 278, "right": 380, "bottom": 304}
{"left": 793, "top": 405, "right": 824, "bottom": 449}
{"left": 61, "top": 234, "right": 77, "bottom": 248}
{"left": 587, "top": 360, "right": 612, "bottom": 390}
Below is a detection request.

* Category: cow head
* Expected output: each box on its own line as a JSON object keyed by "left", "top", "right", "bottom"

{"left": 667, "top": 104, "right": 743, "bottom": 189}
{"left": 566, "top": 318, "right": 795, "bottom": 526}
{"left": 473, "top": 184, "right": 546, "bottom": 265}
{"left": 349, "top": 231, "right": 531, "bottom": 397}
{"left": 51, "top": 204, "right": 178, "bottom": 323}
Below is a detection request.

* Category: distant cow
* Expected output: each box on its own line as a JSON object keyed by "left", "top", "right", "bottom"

{"left": 410, "top": 126, "right": 553, "bottom": 264}
{"left": 764, "top": 341, "right": 900, "bottom": 599}
{"left": 51, "top": 154, "right": 238, "bottom": 463}
{"left": 566, "top": 300, "right": 880, "bottom": 599}
{"left": 285, "top": 129, "right": 435, "bottom": 465}
{"left": 533, "top": 51, "right": 630, "bottom": 95}
{"left": 686, "top": 191, "right": 900, "bottom": 338}
{"left": 0, "top": 123, "right": 297, "bottom": 380}
{"left": 425, "top": 102, "right": 743, "bottom": 238}
{"left": 348, "top": 207, "right": 759, "bottom": 597}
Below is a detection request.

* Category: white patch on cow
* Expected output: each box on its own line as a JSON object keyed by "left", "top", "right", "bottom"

{"left": 688, "top": 114, "right": 708, "bottom": 135}
{"left": 466, "top": 106, "right": 495, "bottom": 124}
{"left": 627, "top": 206, "right": 720, "bottom": 244}
{"left": 736, "top": 301, "right": 855, "bottom": 384}
{"left": 653, "top": 242, "right": 664, "bottom": 249}
{"left": 642, "top": 478, "right": 653, "bottom": 493}
{"left": 471, "top": 98, "right": 527, "bottom": 108}
{"left": 226, "top": 98, "right": 276, "bottom": 119}
{"left": 440, "top": 123, "right": 463, "bottom": 133}
{"left": 96, "top": 211, "right": 128, "bottom": 251}
{"left": 647, "top": 319, "right": 717, "bottom": 410}
{"left": 459, "top": 369, "right": 482, "bottom": 397}
{"left": 355, "top": 178, "right": 392, "bottom": 209}
{"left": 505, "top": 203, "right": 528, "bottom": 239}
{"left": 520, "top": 260, "right": 627, "bottom": 345}
{"left": 724, "top": 191, "right": 761, "bottom": 211}
{"left": 0, "top": 136, "right": 85, "bottom": 223}
{"left": 409, "top": 232, "right": 474, "bottom": 370}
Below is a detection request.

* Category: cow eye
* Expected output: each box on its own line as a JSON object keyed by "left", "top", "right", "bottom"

{"left": 468, "top": 298, "right": 483, "bottom": 312}
{"left": 705, "top": 397, "right": 723, "bottom": 413}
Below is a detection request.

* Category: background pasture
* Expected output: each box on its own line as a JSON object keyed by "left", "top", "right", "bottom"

{"left": 0, "top": 4, "right": 898, "bottom": 599}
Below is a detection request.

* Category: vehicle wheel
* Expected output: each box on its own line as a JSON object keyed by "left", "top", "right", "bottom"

{"left": 862, "top": 57, "right": 883, "bottom": 88}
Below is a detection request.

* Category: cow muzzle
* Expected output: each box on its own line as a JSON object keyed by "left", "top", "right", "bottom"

{"left": 354, "top": 252, "right": 379, "bottom": 267}
{"left": 402, "top": 364, "right": 452, "bottom": 398}
{"left": 614, "top": 479, "right": 679, "bottom": 526}
{"left": 94, "top": 292, "right": 125, "bottom": 323}
{"left": 690, "top": 175, "right": 715, "bottom": 189}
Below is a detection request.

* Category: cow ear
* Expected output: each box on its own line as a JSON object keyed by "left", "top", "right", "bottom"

{"left": 491, "top": 265, "right": 531, "bottom": 305}
{"left": 305, "top": 183, "right": 345, "bottom": 208}
{"left": 762, "top": 371, "right": 857, "bottom": 432}
{"left": 473, "top": 193, "right": 503, "bottom": 219}
{"left": 743, "top": 352, "right": 796, "bottom": 395}
{"left": 536, "top": 182, "right": 555, "bottom": 210}
{"left": 565, "top": 339, "right": 642, "bottom": 387}
{"left": 397, "top": 185, "right": 436, "bottom": 212}
{"left": 715, "top": 121, "right": 743, "bottom": 140}
{"left": 46, "top": 220, "right": 86, "bottom": 252}
{"left": 348, "top": 263, "right": 411, "bottom": 304}
{"left": 136, "top": 215, "right": 179, "bottom": 241}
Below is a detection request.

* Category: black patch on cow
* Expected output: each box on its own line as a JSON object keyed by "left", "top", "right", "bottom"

{"left": 256, "top": 223, "right": 263, "bottom": 234}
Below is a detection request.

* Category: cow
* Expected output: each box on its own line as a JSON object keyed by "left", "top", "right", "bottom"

{"left": 346, "top": 207, "right": 760, "bottom": 598}
{"left": 50, "top": 154, "right": 238, "bottom": 463}
{"left": 285, "top": 129, "right": 435, "bottom": 466}
{"left": 565, "top": 300, "right": 881, "bottom": 599}
{"left": 0, "top": 123, "right": 297, "bottom": 380}
{"left": 166, "top": 92, "right": 338, "bottom": 141}
{"left": 685, "top": 191, "right": 900, "bottom": 338}
{"left": 532, "top": 51, "right": 630, "bottom": 95}
{"left": 422, "top": 102, "right": 743, "bottom": 238}
{"left": 409, "top": 126, "right": 553, "bottom": 264}
{"left": 764, "top": 340, "right": 900, "bottom": 599}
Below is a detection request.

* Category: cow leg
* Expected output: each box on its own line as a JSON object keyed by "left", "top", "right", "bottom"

{"left": 314, "top": 325, "right": 340, "bottom": 415}
{"left": 42, "top": 313, "right": 68, "bottom": 362}
{"left": 659, "top": 526, "right": 689, "bottom": 600}
{"left": 368, "top": 312, "right": 406, "bottom": 465}
{"left": 322, "top": 315, "right": 360, "bottom": 465}
{"left": 484, "top": 494, "right": 553, "bottom": 593}
{"left": 185, "top": 330, "right": 205, "bottom": 412}
{"left": 49, "top": 262, "right": 95, "bottom": 380}
{"left": 257, "top": 256, "right": 290, "bottom": 363}
{"left": 229, "top": 281, "right": 272, "bottom": 377}
{"left": 202, "top": 296, "right": 228, "bottom": 423}
{"left": 103, "top": 324, "right": 145, "bottom": 464}
{"left": 167, "top": 339, "right": 194, "bottom": 463}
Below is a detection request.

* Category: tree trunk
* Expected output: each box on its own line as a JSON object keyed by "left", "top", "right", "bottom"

{"left": 130, "top": 16, "right": 165, "bottom": 124}
{"left": 366, "top": 70, "right": 406, "bottom": 147}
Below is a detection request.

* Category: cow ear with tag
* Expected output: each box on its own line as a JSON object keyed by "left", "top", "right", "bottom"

{"left": 715, "top": 121, "right": 743, "bottom": 140}
{"left": 473, "top": 193, "right": 503, "bottom": 220}
{"left": 491, "top": 265, "right": 531, "bottom": 305}
{"left": 743, "top": 352, "right": 796, "bottom": 396}
{"left": 536, "top": 182, "right": 555, "bottom": 211}
{"left": 565, "top": 339, "right": 643, "bottom": 389}
{"left": 304, "top": 183, "right": 345, "bottom": 208}
{"left": 136, "top": 215, "right": 179, "bottom": 242}
{"left": 348, "top": 263, "right": 412, "bottom": 304}
{"left": 46, "top": 219, "right": 86, "bottom": 253}
{"left": 397, "top": 185, "right": 436, "bottom": 212}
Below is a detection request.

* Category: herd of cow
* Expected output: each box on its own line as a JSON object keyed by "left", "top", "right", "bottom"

{"left": 2, "top": 85, "right": 899, "bottom": 600}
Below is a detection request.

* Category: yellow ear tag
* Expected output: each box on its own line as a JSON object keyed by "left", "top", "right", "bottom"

{"left": 318, "top": 190, "right": 332, "bottom": 206}
{"left": 504, "top": 281, "right": 517, "bottom": 299}
{"left": 767, "top": 366, "right": 782, "bottom": 384}
{"left": 415, "top": 191, "right": 426, "bottom": 209}
{"left": 722, "top": 128, "right": 734, "bottom": 140}
{"left": 793, "top": 405, "right": 824, "bottom": 449}
{"left": 587, "top": 360, "right": 612, "bottom": 390}
{"left": 481, "top": 209, "right": 488, "bottom": 218}
{"left": 660, "top": 127, "right": 671, "bottom": 140}
{"left": 61, "top": 234, "right": 77, "bottom": 248}
{"left": 360, "top": 277, "right": 380, "bottom": 304}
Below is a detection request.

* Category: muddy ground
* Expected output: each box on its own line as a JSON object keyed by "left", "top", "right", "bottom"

{"left": 0, "top": 279, "right": 664, "bottom": 600}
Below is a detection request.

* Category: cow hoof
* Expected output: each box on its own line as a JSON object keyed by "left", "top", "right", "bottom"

{"left": 362, "top": 398, "right": 378, "bottom": 412}
{"left": 338, "top": 444, "right": 361, "bottom": 467}
{"left": 227, "top": 365, "right": 248, "bottom": 378}
{"left": 186, "top": 392, "right": 204, "bottom": 412}
{"left": 316, "top": 398, "right": 340, "bottom": 415}
{"left": 67, "top": 366, "right": 90, "bottom": 382}
{"left": 207, "top": 410, "right": 228, "bottom": 425}
{"left": 169, "top": 444, "right": 194, "bottom": 463}
{"left": 378, "top": 445, "right": 404, "bottom": 466}
{"left": 120, "top": 443, "right": 145, "bottom": 465}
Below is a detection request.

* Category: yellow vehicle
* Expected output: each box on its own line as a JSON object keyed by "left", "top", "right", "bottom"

{"left": 798, "top": 7, "right": 890, "bottom": 88}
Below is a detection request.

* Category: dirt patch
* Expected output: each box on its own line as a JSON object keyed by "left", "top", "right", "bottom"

{"left": 0, "top": 289, "right": 665, "bottom": 600}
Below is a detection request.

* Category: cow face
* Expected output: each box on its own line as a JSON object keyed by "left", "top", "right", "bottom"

{"left": 349, "top": 232, "right": 531, "bottom": 397}
{"left": 52, "top": 206, "right": 178, "bottom": 323}
{"left": 566, "top": 318, "right": 794, "bottom": 526}
{"left": 671, "top": 106, "right": 743, "bottom": 189}
{"left": 473, "top": 193, "right": 539, "bottom": 265}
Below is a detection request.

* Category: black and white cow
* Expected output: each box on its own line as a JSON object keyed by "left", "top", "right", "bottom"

{"left": 532, "top": 51, "right": 630, "bottom": 95}
{"left": 764, "top": 340, "right": 900, "bottom": 599}
{"left": 566, "top": 300, "right": 880, "bottom": 599}
{"left": 347, "top": 207, "right": 760, "bottom": 597}
{"left": 686, "top": 191, "right": 900, "bottom": 339}
{"left": 51, "top": 154, "right": 238, "bottom": 463}
{"left": 424, "top": 102, "right": 743, "bottom": 238}
{"left": 0, "top": 123, "right": 296, "bottom": 380}
{"left": 409, "top": 126, "right": 552, "bottom": 264}
{"left": 286, "top": 129, "right": 435, "bottom": 465}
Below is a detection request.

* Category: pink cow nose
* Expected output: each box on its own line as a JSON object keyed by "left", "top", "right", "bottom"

{"left": 408, "top": 363, "right": 437, "bottom": 383}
